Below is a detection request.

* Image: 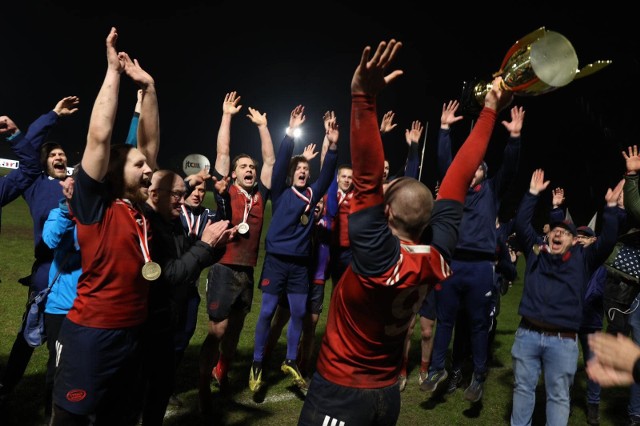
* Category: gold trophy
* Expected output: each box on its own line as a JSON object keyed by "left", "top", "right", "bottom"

{"left": 461, "top": 27, "right": 612, "bottom": 113}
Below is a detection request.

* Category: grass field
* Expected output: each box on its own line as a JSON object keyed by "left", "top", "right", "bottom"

{"left": 0, "top": 195, "right": 631, "bottom": 425}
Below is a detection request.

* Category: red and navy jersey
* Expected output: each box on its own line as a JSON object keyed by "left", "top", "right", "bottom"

{"left": 332, "top": 189, "right": 353, "bottom": 248}
{"left": 317, "top": 212, "right": 450, "bottom": 387}
{"left": 219, "top": 182, "right": 268, "bottom": 267}
{"left": 315, "top": 93, "right": 497, "bottom": 389}
{"left": 68, "top": 168, "right": 149, "bottom": 328}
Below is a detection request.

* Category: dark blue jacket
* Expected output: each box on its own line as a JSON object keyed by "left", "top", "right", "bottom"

{"left": 438, "top": 128, "right": 521, "bottom": 256}
{"left": 515, "top": 191, "right": 622, "bottom": 330}
{"left": 266, "top": 134, "right": 337, "bottom": 257}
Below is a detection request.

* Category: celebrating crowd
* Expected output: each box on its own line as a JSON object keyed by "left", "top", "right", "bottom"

{"left": 2, "top": 26, "right": 640, "bottom": 426}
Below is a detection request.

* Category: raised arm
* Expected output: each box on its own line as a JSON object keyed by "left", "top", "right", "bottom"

{"left": 622, "top": 145, "right": 640, "bottom": 222}
{"left": 124, "top": 56, "right": 158, "bottom": 170}
{"left": 0, "top": 96, "right": 79, "bottom": 204}
{"left": 379, "top": 110, "right": 397, "bottom": 134}
{"left": 436, "top": 101, "right": 461, "bottom": 181}
{"left": 403, "top": 119, "right": 423, "bottom": 179}
{"left": 82, "top": 27, "right": 124, "bottom": 181}
{"left": 436, "top": 77, "right": 513, "bottom": 203}
{"left": 124, "top": 89, "right": 143, "bottom": 147}
{"left": 246, "top": 107, "right": 275, "bottom": 189}
{"left": 320, "top": 111, "right": 336, "bottom": 168}
{"left": 215, "top": 91, "right": 242, "bottom": 177}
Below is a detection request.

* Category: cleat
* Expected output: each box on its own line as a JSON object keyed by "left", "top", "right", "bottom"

{"left": 281, "top": 359, "right": 308, "bottom": 394}
{"left": 249, "top": 362, "right": 263, "bottom": 393}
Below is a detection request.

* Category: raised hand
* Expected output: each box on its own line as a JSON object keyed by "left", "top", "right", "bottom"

{"left": 379, "top": 111, "right": 397, "bottom": 134}
{"left": 440, "top": 100, "right": 463, "bottom": 129}
{"left": 405, "top": 120, "right": 423, "bottom": 145}
{"left": 551, "top": 187, "right": 565, "bottom": 208}
{"left": 53, "top": 96, "right": 80, "bottom": 117}
{"left": 326, "top": 119, "right": 339, "bottom": 147}
{"left": 247, "top": 107, "right": 268, "bottom": 127}
{"left": 623, "top": 145, "right": 640, "bottom": 173}
{"left": 223, "top": 91, "right": 242, "bottom": 116}
{"left": 605, "top": 179, "right": 625, "bottom": 207}
{"left": 121, "top": 54, "right": 155, "bottom": 89}
{"left": 302, "top": 143, "right": 319, "bottom": 161}
{"left": 501, "top": 106, "right": 525, "bottom": 137}
{"left": 0, "top": 116, "right": 19, "bottom": 139}
{"left": 351, "top": 39, "right": 403, "bottom": 96}
{"left": 483, "top": 76, "right": 514, "bottom": 113}
{"left": 529, "top": 168, "right": 550, "bottom": 195}
{"left": 323, "top": 111, "right": 336, "bottom": 132}
{"left": 106, "top": 27, "right": 124, "bottom": 74}
{"left": 289, "top": 105, "right": 306, "bottom": 130}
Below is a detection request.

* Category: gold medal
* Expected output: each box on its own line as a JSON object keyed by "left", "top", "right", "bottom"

{"left": 238, "top": 222, "right": 250, "bottom": 235}
{"left": 142, "top": 261, "right": 161, "bottom": 281}
{"left": 300, "top": 214, "right": 309, "bottom": 225}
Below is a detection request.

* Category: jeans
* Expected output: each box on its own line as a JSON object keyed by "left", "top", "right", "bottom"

{"left": 511, "top": 326, "right": 579, "bottom": 426}
{"left": 629, "top": 296, "right": 640, "bottom": 418}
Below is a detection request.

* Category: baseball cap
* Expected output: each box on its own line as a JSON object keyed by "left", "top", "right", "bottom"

{"left": 549, "top": 219, "right": 577, "bottom": 236}
{"left": 576, "top": 225, "right": 595, "bottom": 238}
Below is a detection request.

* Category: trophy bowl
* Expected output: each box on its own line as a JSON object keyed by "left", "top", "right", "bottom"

{"left": 460, "top": 27, "right": 612, "bottom": 115}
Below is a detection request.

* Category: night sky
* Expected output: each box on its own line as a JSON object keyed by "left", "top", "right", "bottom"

{"left": 1, "top": 2, "right": 637, "bottom": 229}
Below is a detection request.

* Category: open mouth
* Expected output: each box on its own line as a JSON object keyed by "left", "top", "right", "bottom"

{"left": 53, "top": 162, "right": 66, "bottom": 171}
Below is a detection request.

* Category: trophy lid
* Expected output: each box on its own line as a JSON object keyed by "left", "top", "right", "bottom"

{"left": 530, "top": 31, "right": 578, "bottom": 88}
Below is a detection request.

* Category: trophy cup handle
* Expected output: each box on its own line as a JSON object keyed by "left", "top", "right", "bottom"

{"left": 574, "top": 60, "right": 613, "bottom": 80}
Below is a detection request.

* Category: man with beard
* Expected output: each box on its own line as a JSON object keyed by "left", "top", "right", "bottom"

{"left": 0, "top": 95, "right": 79, "bottom": 410}
{"left": 50, "top": 27, "right": 158, "bottom": 425}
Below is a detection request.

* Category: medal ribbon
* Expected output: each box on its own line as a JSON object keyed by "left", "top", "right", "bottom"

{"left": 291, "top": 186, "right": 313, "bottom": 214}
{"left": 337, "top": 189, "right": 348, "bottom": 206}
{"left": 181, "top": 205, "right": 201, "bottom": 237}
{"left": 238, "top": 187, "right": 254, "bottom": 224}
{"left": 116, "top": 199, "right": 152, "bottom": 263}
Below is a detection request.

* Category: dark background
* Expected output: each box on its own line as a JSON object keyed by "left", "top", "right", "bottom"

{"left": 1, "top": 2, "right": 637, "bottom": 229}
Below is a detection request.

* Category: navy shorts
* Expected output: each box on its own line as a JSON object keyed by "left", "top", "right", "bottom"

{"left": 206, "top": 263, "right": 254, "bottom": 321}
{"left": 298, "top": 372, "right": 401, "bottom": 425}
{"left": 53, "top": 318, "right": 141, "bottom": 416}
{"left": 259, "top": 253, "right": 310, "bottom": 295}
{"left": 418, "top": 289, "right": 436, "bottom": 320}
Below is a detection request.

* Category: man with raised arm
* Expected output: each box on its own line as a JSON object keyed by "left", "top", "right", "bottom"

{"left": 198, "top": 92, "right": 276, "bottom": 412}
{"left": 297, "top": 38, "right": 513, "bottom": 426}
{"left": 51, "top": 27, "right": 158, "bottom": 425}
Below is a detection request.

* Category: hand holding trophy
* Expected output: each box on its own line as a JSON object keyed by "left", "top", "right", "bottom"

{"left": 461, "top": 27, "right": 612, "bottom": 114}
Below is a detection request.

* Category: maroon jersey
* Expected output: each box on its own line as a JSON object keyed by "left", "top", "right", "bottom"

{"left": 68, "top": 169, "right": 149, "bottom": 328}
{"left": 331, "top": 189, "right": 353, "bottom": 248}
{"left": 315, "top": 93, "right": 496, "bottom": 389}
{"left": 219, "top": 184, "right": 266, "bottom": 267}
